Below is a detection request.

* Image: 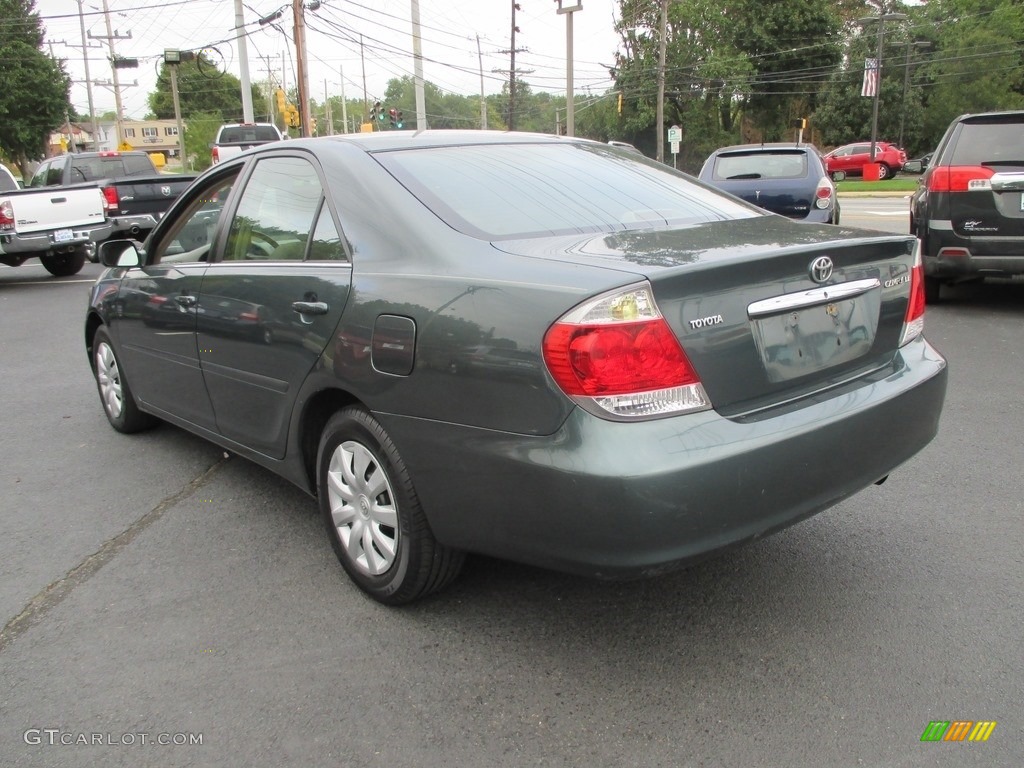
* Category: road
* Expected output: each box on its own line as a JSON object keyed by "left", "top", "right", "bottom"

{"left": 1, "top": 209, "right": 1021, "bottom": 767}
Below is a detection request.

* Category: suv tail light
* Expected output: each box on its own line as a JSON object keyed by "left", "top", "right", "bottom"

{"left": 211, "top": 147, "right": 220, "bottom": 164}
{"left": 900, "top": 240, "right": 926, "bottom": 346}
{"left": 928, "top": 165, "right": 994, "bottom": 193}
{"left": 814, "top": 177, "right": 834, "bottom": 209}
{"left": 101, "top": 185, "right": 119, "bottom": 213}
{"left": 542, "top": 283, "right": 711, "bottom": 420}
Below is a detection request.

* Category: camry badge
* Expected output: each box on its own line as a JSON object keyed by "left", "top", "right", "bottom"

{"left": 810, "top": 256, "right": 834, "bottom": 283}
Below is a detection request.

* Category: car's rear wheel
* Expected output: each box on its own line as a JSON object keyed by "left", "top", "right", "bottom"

{"left": 92, "top": 326, "right": 158, "bottom": 433}
{"left": 41, "top": 249, "right": 86, "bottom": 277}
{"left": 317, "top": 407, "right": 464, "bottom": 605}
{"left": 877, "top": 164, "right": 892, "bottom": 180}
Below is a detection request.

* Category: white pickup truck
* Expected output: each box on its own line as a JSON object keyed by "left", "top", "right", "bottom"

{"left": 0, "top": 164, "right": 112, "bottom": 277}
{"left": 210, "top": 123, "right": 284, "bottom": 165}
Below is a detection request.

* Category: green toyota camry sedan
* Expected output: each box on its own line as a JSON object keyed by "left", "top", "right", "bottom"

{"left": 86, "top": 131, "right": 947, "bottom": 605}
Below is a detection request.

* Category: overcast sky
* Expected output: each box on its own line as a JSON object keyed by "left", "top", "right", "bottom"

{"left": 36, "top": 0, "right": 625, "bottom": 122}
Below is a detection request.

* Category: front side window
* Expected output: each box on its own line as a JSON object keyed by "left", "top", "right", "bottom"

{"left": 150, "top": 172, "right": 239, "bottom": 264}
{"left": 224, "top": 156, "right": 325, "bottom": 261}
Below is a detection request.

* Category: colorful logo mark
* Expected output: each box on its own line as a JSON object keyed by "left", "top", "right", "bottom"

{"left": 921, "top": 721, "right": 996, "bottom": 742}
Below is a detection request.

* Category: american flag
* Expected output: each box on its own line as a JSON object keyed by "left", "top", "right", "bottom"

{"left": 861, "top": 58, "right": 880, "bottom": 97}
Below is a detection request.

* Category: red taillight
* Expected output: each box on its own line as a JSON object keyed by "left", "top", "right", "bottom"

{"left": 814, "top": 178, "right": 834, "bottom": 209}
{"left": 0, "top": 200, "right": 13, "bottom": 228}
{"left": 927, "top": 165, "right": 994, "bottom": 193}
{"left": 544, "top": 320, "right": 698, "bottom": 396}
{"left": 101, "top": 186, "right": 119, "bottom": 212}
{"left": 211, "top": 147, "right": 220, "bottom": 163}
{"left": 900, "top": 242, "right": 926, "bottom": 344}
{"left": 542, "top": 284, "right": 710, "bottom": 419}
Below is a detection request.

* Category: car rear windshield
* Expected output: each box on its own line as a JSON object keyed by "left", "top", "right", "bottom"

{"left": 951, "top": 117, "right": 1024, "bottom": 167}
{"left": 219, "top": 126, "right": 280, "bottom": 143}
{"left": 712, "top": 151, "right": 809, "bottom": 180}
{"left": 71, "top": 154, "right": 153, "bottom": 181}
{"left": 374, "top": 142, "right": 757, "bottom": 239}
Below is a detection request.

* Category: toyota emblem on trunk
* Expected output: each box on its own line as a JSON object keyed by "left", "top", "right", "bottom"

{"left": 161, "top": 185, "right": 171, "bottom": 196}
{"left": 810, "top": 256, "right": 834, "bottom": 283}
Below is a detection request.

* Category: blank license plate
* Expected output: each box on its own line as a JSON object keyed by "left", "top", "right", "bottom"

{"left": 751, "top": 294, "right": 880, "bottom": 383}
{"left": 53, "top": 229, "right": 74, "bottom": 243}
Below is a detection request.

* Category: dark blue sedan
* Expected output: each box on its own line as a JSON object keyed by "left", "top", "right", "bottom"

{"left": 699, "top": 143, "right": 841, "bottom": 224}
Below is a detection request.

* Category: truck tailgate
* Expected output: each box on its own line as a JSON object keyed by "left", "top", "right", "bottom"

{"left": 5, "top": 186, "right": 106, "bottom": 235}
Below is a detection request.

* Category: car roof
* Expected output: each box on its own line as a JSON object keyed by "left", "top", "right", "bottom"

{"left": 713, "top": 143, "right": 819, "bottom": 154}
{"left": 291, "top": 130, "right": 597, "bottom": 153}
{"left": 955, "top": 109, "right": 1024, "bottom": 122}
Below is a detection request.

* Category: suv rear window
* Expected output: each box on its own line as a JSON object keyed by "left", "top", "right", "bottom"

{"left": 950, "top": 117, "right": 1024, "bottom": 167}
{"left": 219, "top": 126, "right": 280, "bottom": 143}
{"left": 712, "top": 151, "right": 808, "bottom": 180}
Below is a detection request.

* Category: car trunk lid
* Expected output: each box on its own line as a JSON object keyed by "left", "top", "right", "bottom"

{"left": 494, "top": 217, "right": 919, "bottom": 416}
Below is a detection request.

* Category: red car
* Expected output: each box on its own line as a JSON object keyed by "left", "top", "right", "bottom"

{"left": 824, "top": 141, "right": 907, "bottom": 180}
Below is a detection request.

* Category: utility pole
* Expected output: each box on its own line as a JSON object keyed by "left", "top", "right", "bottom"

{"left": 656, "top": 0, "right": 667, "bottom": 163}
{"left": 476, "top": 35, "right": 487, "bottom": 130}
{"left": 509, "top": 1, "right": 519, "bottom": 130}
{"left": 234, "top": 0, "right": 254, "bottom": 122}
{"left": 292, "top": 0, "right": 311, "bottom": 137}
{"left": 555, "top": 0, "right": 582, "bottom": 137}
{"left": 411, "top": 0, "right": 427, "bottom": 130}
{"left": 75, "top": 0, "right": 100, "bottom": 151}
{"left": 95, "top": 0, "right": 131, "bottom": 148}
{"left": 340, "top": 65, "right": 349, "bottom": 134}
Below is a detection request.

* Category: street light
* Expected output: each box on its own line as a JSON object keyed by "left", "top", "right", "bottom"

{"left": 858, "top": 11, "right": 907, "bottom": 164}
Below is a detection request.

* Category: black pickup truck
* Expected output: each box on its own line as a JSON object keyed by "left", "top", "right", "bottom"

{"left": 28, "top": 151, "right": 197, "bottom": 247}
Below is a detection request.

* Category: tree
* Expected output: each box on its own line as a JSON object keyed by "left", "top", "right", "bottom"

{"left": 0, "top": 0, "right": 72, "bottom": 177}
{"left": 148, "top": 54, "right": 268, "bottom": 123}
{"left": 182, "top": 111, "right": 221, "bottom": 173}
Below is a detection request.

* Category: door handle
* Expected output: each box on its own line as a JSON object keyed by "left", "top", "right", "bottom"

{"left": 292, "top": 301, "right": 329, "bottom": 315}
{"left": 175, "top": 294, "right": 197, "bottom": 308}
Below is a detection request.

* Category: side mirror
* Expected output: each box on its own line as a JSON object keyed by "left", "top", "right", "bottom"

{"left": 98, "top": 239, "right": 143, "bottom": 268}
{"left": 902, "top": 160, "right": 923, "bottom": 174}
{"left": 830, "top": 171, "right": 846, "bottom": 182}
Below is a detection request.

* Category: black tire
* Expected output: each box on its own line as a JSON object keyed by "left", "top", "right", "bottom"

{"left": 41, "top": 249, "right": 87, "bottom": 277}
{"left": 317, "top": 407, "right": 464, "bottom": 605}
{"left": 92, "top": 326, "right": 158, "bottom": 433}
{"left": 877, "top": 164, "right": 891, "bottom": 180}
{"left": 924, "top": 276, "right": 942, "bottom": 304}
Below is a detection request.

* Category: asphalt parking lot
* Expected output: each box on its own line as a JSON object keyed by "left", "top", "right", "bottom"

{"left": 1, "top": 255, "right": 1021, "bottom": 767}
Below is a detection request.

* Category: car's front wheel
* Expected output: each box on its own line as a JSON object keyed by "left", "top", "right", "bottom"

{"left": 317, "top": 407, "right": 464, "bottom": 605}
{"left": 92, "top": 326, "right": 158, "bottom": 433}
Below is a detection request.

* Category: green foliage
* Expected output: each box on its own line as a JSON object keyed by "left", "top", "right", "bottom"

{"left": 149, "top": 55, "right": 268, "bottom": 123}
{"left": 182, "top": 111, "right": 221, "bottom": 173}
{"left": 0, "top": 0, "right": 72, "bottom": 175}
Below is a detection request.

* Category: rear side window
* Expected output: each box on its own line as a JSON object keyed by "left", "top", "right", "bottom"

{"left": 376, "top": 142, "right": 755, "bottom": 240}
{"left": 123, "top": 154, "right": 155, "bottom": 175}
{"left": 712, "top": 151, "right": 808, "bottom": 180}
{"left": 950, "top": 117, "right": 1024, "bottom": 167}
{"left": 0, "top": 165, "right": 17, "bottom": 192}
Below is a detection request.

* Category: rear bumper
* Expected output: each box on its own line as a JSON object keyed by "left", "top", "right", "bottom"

{"left": 0, "top": 222, "right": 112, "bottom": 257}
{"left": 923, "top": 221, "right": 1024, "bottom": 279}
{"left": 380, "top": 335, "right": 947, "bottom": 578}
{"left": 109, "top": 213, "right": 160, "bottom": 239}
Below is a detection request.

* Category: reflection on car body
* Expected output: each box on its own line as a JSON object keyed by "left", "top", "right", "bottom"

{"left": 86, "top": 131, "right": 947, "bottom": 606}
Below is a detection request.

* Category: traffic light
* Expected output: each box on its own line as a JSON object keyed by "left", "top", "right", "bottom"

{"left": 388, "top": 108, "right": 397, "bottom": 128}
{"left": 310, "top": 116, "right": 318, "bottom": 135}
{"left": 792, "top": 117, "right": 806, "bottom": 130}
{"left": 286, "top": 105, "right": 300, "bottom": 128}
{"left": 374, "top": 101, "right": 385, "bottom": 124}
{"left": 395, "top": 110, "right": 404, "bottom": 129}
{"left": 275, "top": 89, "right": 286, "bottom": 115}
